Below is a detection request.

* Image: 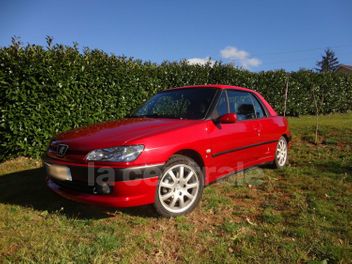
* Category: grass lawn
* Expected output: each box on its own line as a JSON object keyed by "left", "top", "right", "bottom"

{"left": 0, "top": 113, "right": 351, "bottom": 263}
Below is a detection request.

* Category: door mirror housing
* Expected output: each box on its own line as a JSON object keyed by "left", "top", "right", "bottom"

{"left": 219, "top": 113, "right": 237, "bottom": 124}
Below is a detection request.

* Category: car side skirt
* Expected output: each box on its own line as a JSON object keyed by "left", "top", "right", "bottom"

{"left": 211, "top": 140, "right": 278, "bottom": 158}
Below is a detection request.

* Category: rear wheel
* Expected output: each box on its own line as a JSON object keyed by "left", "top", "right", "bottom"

{"left": 154, "top": 155, "right": 204, "bottom": 217}
{"left": 273, "top": 136, "right": 288, "bottom": 169}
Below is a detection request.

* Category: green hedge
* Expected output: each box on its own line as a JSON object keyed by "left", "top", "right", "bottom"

{"left": 1, "top": 40, "right": 352, "bottom": 161}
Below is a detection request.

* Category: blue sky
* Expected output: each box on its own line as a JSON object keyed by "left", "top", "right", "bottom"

{"left": 1, "top": 0, "right": 351, "bottom": 72}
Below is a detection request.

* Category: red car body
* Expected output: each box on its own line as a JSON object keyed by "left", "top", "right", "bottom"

{"left": 45, "top": 85, "right": 291, "bottom": 209}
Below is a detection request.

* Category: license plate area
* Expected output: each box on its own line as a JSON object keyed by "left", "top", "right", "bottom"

{"left": 46, "top": 163, "right": 72, "bottom": 181}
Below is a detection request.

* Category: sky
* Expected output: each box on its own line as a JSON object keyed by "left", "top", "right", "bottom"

{"left": 0, "top": 0, "right": 351, "bottom": 72}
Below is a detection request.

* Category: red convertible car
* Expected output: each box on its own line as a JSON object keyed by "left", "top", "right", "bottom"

{"left": 45, "top": 85, "right": 291, "bottom": 216}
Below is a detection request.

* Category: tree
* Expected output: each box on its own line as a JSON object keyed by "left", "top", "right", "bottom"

{"left": 316, "top": 48, "right": 339, "bottom": 72}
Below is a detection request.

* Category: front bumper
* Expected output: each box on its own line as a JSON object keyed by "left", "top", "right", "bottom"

{"left": 47, "top": 177, "right": 159, "bottom": 208}
{"left": 44, "top": 159, "right": 164, "bottom": 208}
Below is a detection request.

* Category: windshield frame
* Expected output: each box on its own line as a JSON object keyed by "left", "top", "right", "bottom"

{"left": 129, "top": 87, "right": 220, "bottom": 120}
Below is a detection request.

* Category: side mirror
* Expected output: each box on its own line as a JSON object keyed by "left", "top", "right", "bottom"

{"left": 219, "top": 113, "right": 237, "bottom": 124}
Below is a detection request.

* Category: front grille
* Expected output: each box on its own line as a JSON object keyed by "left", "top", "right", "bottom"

{"left": 51, "top": 178, "right": 95, "bottom": 194}
{"left": 51, "top": 177, "right": 113, "bottom": 195}
{"left": 48, "top": 145, "right": 84, "bottom": 156}
{"left": 49, "top": 144, "right": 58, "bottom": 152}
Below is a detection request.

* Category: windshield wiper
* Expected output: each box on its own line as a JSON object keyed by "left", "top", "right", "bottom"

{"left": 127, "top": 114, "right": 180, "bottom": 119}
{"left": 127, "top": 114, "right": 162, "bottom": 118}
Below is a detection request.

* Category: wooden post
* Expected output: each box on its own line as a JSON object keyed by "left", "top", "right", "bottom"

{"left": 283, "top": 76, "right": 289, "bottom": 117}
{"left": 311, "top": 85, "right": 320, "bottom": 145}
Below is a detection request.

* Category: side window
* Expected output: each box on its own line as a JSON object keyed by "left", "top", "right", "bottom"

{"left": 227, "top": 90, "right": 256, "bottom": 120}
{"left": 228, "top": 92, "right": 237, "bottom": 113}
{"left": 250, "top": 94, "right": 266, "bottom": 119}
{"left": 213, "top": 91, "right": 228, "bottom": 118}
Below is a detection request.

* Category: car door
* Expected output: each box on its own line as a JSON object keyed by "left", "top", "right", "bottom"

{"left": 226, "top": 90, "right": 267, "bottom": 161}
{"left": 207, "top": 90, "right": 259, "bottom": 181}
{"left": 247, "top": 92, "right": 277, "bottom": 160}
{"left": 248, "top": 92, "right": 285, "bottom": 161}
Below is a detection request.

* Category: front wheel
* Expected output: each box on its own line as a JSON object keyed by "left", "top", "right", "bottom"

{"left": 154, "top": 155, "right": 204, "bottom": 217}
{"left": 273, "top": 136, "right": 288, "bottom": 169}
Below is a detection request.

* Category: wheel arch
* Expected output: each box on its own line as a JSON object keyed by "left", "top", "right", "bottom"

{"left": 282, "top": 133, "right": 291, "bottom": 143}
{"left": 172, "top": 149, "right": 206, "bottom": 179}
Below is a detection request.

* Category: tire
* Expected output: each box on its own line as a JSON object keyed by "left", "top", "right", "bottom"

{"left": 272, "top": 136, "right": 288, "bottom": 169}
{"left": 154, "top": 154, "right": 204, "bottom": 217}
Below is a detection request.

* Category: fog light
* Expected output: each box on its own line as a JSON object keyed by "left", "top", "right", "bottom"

{"left": 94, "top": 182, "right": 111, "bottom": 194}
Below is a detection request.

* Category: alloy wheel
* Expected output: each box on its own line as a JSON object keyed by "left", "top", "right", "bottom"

{"left": 158, "top": 164, "right": 200, "bottom": 214}
{"left": 276, "top": 137, "right": 288, "bottom": 167}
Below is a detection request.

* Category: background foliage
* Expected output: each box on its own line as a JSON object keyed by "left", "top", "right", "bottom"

{"left": 1, "top": 39, "right": 352, "bottom": 160}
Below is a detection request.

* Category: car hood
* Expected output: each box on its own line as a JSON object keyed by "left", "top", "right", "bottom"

{"left": 54, "top": 118, "right": 202, "bottom": 150}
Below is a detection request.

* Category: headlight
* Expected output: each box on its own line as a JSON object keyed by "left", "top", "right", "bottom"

{"left": 86, "top": 145, "right": 144, "bottom": 162}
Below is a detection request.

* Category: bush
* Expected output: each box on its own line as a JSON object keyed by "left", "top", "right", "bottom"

{"left": 1, "top": 39, "right": 351, "bottom": 161}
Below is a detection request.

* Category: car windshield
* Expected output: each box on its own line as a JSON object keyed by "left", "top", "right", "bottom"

{"left": 131, "top": 88, "right": 217, "bottom": 120}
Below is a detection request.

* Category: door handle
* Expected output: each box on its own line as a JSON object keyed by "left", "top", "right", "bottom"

{"left": 254, "top": 127, "right": 262, "bottom": 136}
